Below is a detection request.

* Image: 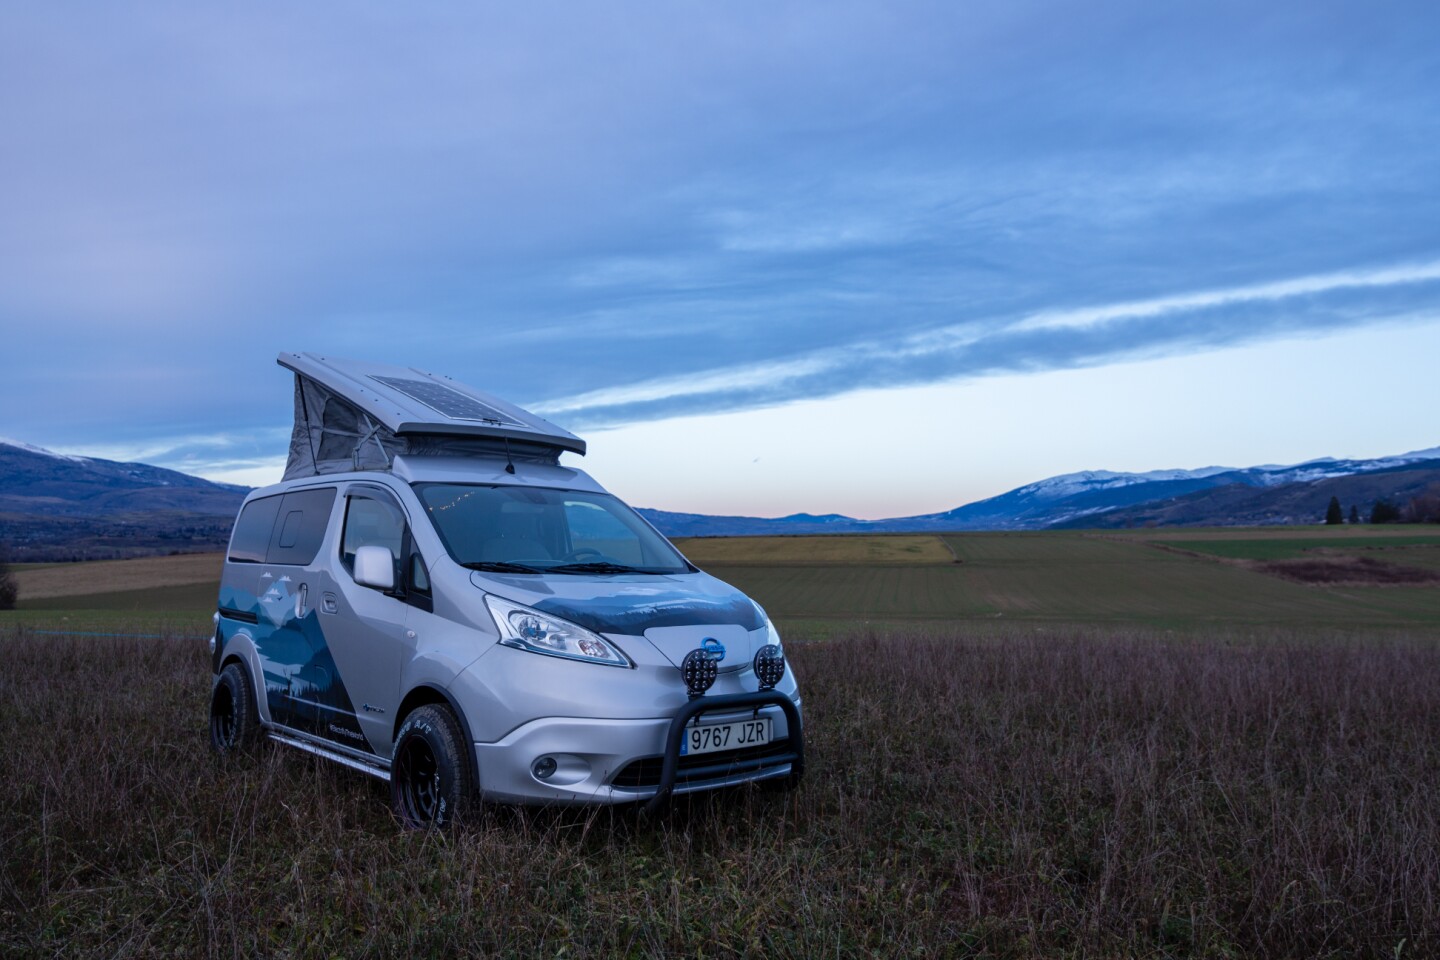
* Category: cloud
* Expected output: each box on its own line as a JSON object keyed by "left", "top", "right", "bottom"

{"left": 1009, "top": 259, "right": 1440, "bottom": 334}
{"left": 3, "top": 0, "right": 1440, "bottom": 476}
{"left": 537, "top": 257, "right": 1440, "bottom": 427}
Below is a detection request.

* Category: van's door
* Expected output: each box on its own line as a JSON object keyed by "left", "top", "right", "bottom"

{"left": 321, "top": 485, "right": 412, "bottom": 755}
{"left": 251, "top": 488, "right": 342, "bottom": 734}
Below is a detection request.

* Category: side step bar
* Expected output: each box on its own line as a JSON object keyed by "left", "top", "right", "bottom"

{"left": 268, "top": 730, "right": 391, "bottom": 781}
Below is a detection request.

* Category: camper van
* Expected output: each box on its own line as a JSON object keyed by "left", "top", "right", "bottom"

{"left": 208, "top": 353, "right": 802, "bottom": 826}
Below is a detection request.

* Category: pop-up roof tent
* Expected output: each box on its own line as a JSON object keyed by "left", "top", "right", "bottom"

{"left": 278, "top": 352, "right": 586, "bottom": 481}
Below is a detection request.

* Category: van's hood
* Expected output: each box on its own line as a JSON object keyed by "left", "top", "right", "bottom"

{"left": 468, "top": 570, "right": 765, "bottom": 636}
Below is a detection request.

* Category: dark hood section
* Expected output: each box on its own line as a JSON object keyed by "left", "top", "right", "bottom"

{"left": 532, "top": 591, "right": 764, "bottom": 636}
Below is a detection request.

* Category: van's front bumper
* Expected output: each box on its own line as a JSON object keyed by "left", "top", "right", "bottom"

{"left": 471, "top": 695, "right": 802, "bottom": 806}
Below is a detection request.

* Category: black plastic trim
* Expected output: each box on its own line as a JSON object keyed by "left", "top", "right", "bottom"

{"left": 644, "top": 691, "right": 804, "bottom": 814}
{"left": 217, "top": 606, "right": 259, "bottom": 624}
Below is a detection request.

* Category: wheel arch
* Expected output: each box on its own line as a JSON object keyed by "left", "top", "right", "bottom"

{"left": 393, "top": 683, "right": 476, "bottom": 753}
{"left": 213, "top": 631, "right": 270, "bottom": 724}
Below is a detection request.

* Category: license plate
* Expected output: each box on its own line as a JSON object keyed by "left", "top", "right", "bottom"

{"left": 680, "top": 717, "right": 772, "bottom": 756}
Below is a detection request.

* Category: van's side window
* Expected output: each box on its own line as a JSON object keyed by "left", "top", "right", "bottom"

{"left": 229, "top": 495, "right": 283, "bottom": 563}
{"left": 265, "top": 489, "right": 337, "bottom": 565}
{"left": 342, "top": 492, "right": 407, "bottom": 581}
{"left": 409, "top": 554, "right": 431, "bottom": 596}
{"left": 229, "top": 489, "right": 337, "bottom": 565}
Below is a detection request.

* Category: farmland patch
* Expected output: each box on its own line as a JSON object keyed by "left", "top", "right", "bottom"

{"left": 677, "top": 534, "right": 954, "bottom": 565}
{"left": 13, "top": 551, "right": 223, "bottom": 600}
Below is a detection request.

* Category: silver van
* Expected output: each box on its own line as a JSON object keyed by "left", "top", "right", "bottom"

{"left": 208, "top": 353, "right": 802, "bottom": 826}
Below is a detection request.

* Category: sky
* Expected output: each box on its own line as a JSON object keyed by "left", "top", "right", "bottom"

{"left": 2, "top": 1, "right": 1439, "bottom": 519}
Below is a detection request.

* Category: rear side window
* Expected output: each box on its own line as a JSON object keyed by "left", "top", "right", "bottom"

{"left": 228, "top": 488, "right": 336, "bottom": 565}
{"left": 228, "top": 495, "right": 283, "bottom": 563}
{"left": 266, "top": 488, "right": 337, "bottom": 565}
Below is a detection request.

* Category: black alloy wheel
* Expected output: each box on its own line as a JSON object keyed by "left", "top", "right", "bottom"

{"left": 210, "top": 661, "right": 260, "bottom": 754}
{"left": 390, "top": 704, "right": 473, "bottom": 829}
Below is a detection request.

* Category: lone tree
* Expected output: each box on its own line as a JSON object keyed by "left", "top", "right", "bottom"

{"left": 1349, "top": 504, "right": 1360, "bottom": 524}
{"left": 1325, "top": 496, "right": 1344, "bottom": 525}
{"left": 1370, "top": 498, "right": 1401, "bottom": 525}
{"left": 0, "top": 556, "right": 16, "bottom": 611}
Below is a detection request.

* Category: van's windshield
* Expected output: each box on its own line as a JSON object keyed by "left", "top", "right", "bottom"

{"left": 413, "top": 483, "right": 692, "bottom": 575}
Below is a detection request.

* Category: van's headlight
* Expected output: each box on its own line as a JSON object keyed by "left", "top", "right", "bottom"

{"left": 485, "top": 595, "right": 633, "bottom": 668}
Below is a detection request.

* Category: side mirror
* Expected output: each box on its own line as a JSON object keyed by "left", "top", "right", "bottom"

{"left": 353, "top": 544, "right": 396, "bottom": 591}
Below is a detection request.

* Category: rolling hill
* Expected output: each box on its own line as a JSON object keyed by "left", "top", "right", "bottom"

{"left": 3, "top": 437, "right": 1437, "bottom": 554}
{"left": 0, "top": 438, "right": 248, "bottom": 560}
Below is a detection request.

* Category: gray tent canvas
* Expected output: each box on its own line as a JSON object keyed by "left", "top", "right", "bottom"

{"left": 278, "top": 352, "right": 585, "bottom": 480}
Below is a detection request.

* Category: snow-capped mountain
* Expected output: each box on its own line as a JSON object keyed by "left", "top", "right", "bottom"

{"left": 638, "top": 446, "right": 1440, "bottom": 535}
{"left": 4, "top": 435, "right": 1438, "bottom": 549}
{"left": 886, "top": 448, "right": 1440, "bottom": 531}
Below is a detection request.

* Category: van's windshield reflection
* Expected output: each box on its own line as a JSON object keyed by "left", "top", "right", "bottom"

{"left": 412, "top": 483, "right": 692, "bottom": 575}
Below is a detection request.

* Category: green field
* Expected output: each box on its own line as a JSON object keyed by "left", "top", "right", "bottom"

{"left": 711, "top": 531, "right": 1440, "bottom": 632}
{"left": 675, "top": 534, "right": 956, "bottom": 565}
{"left": 5, "top": 528, "right": 1439, "bottom": 635}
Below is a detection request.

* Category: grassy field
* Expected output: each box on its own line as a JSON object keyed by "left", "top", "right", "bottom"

{"left": 9, "top": 528, "right": 1438, "bottom": 631}
{"left": 2, "top": 624, "right": 1437, "bottom": 957}
{"left": 675, "top": 534, "right": 955, "bottom": 565}
{"left": 3, "top": 529, "right": 1440, "bottom": 956}
{"left": 711, "top": 531, "right": 1440, "bottom": 632}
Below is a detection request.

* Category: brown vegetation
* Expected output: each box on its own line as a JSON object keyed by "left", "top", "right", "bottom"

{"left": 2, "top": 625, "right": 1438, "bottom": 957}
{"left": 1261, "top": 554, "right": 1440, "bottom": 585}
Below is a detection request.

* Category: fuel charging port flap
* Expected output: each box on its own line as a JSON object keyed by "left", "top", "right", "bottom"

{"left": 642, "top": 690, "right": 804, "bottom": 816}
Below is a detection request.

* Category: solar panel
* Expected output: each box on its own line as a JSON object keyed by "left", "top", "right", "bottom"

{"left": 370, "top": 376, "right": 523, "bottom": 426}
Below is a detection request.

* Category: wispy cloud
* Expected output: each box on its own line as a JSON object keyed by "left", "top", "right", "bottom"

{"left": 537, "top": 257, "right": 1440, "bottom": 426}
{"left": 1009, "top": 259, "right": 1440, "bottom": 334}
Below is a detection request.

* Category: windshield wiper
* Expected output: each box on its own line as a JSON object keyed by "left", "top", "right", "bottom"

{"left": 548, "top": 561, "right": 651, "bottom": 575}
{"left": 462, "top": 561, "right": 542, "bottom": 574}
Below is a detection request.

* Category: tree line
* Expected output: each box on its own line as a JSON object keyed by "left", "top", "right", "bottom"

{"left": 1325, "top": 485, "right": 1440, "bottom": 525}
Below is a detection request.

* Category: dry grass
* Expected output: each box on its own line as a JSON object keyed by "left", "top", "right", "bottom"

{"left": 1261, "top": 555, "right": 1440, "bottom": 585}
{"left": 2, "top": 624, "right": 1438, "bottom": 957}
{"left": 675, "top": 535, "right": 955, "bottom": 565}
{"left": 12, "top": 553, "right": 224, "bottom": 600}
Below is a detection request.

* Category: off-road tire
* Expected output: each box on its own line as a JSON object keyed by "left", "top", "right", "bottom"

{"left": 210, "top": 661, "right": 261, "bottom": 754}
{"left": 391, "top": 704, "right": 473, "bottom": 830}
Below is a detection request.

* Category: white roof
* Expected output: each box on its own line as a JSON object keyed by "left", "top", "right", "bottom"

{"left": 277, "top": 352, "right": 585, "bottom": 455}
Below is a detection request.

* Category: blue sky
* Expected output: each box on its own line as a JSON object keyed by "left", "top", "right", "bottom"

{"left": 3, "top": 2, "right": 1439, "bottom": 518}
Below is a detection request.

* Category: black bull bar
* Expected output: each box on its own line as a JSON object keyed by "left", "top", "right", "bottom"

{"left": 643, "top": 690, "right": 804, "bottom": 815}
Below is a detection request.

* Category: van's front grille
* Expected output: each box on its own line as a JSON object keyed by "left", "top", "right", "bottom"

{"left": 611, "top": 738, "right": 795, "bottom": 789}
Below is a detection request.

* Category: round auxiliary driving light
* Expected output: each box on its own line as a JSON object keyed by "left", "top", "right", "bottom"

{"left": 753, "top": 644, "right": 785, "bottom": 690}
{"left": 681, "top": 647, "right": 718, "bottom": 699}
{"left": 532, "top": 756, "right": 558, "bottom": 780}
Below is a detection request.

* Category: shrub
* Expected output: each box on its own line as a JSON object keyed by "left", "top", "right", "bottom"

{"left": 0, "top": 556, "right": 16, "bottom": 610}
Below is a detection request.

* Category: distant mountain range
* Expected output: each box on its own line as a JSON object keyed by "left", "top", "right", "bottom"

{"left": 634, "top": 448, "right": 1440, "bottom": 536}
{"left": 0, "top": 437, "right": 247, "bottom": 560}
{"left": 2, "top": 436, "right": 1437, "bottom": 558}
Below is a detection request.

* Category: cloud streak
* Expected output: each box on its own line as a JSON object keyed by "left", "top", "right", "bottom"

{"left": 535, "top": 258, "right": 1440, "bottom": 427}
